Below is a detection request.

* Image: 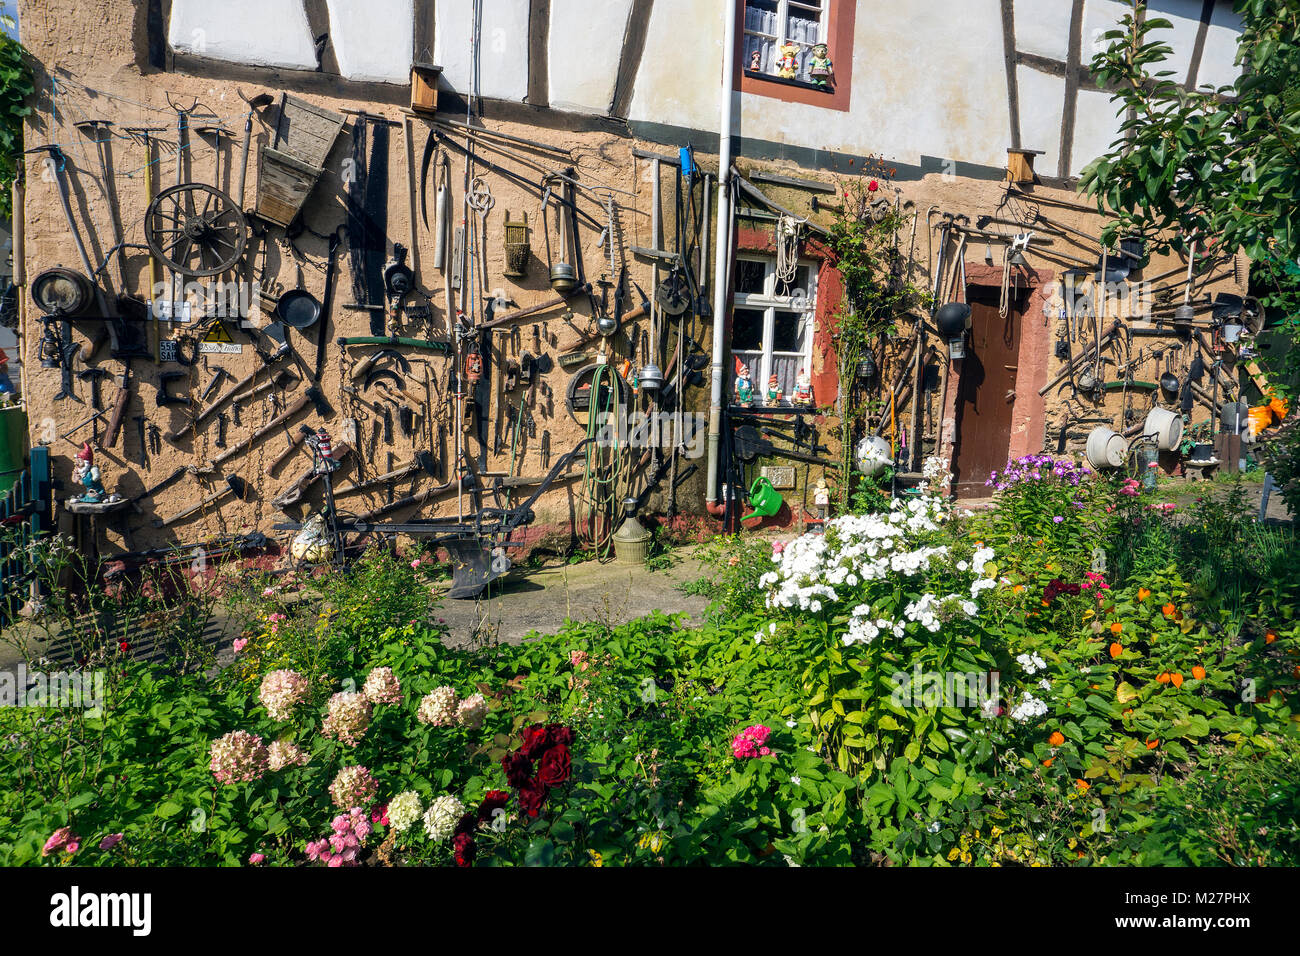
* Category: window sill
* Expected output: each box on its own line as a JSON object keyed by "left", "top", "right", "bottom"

{"left": 743, "top": 69, "right": 834, "bottom": 94}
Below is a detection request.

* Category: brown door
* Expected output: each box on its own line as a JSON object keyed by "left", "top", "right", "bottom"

{"left": 952, "top": 285, "right": 1023, "bottom": 498}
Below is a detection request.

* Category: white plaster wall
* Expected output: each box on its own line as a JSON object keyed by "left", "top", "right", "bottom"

{"left": 1016, "top": 66, "right": 1065, "bottom": 172}
{"left": 325, "top": 0, "right": 413, "bottom": 83}
{"left": 1015, "top": 0, "right": 1074, "bottom": 61}
{"left": 1071, "top": 85, "right": 1125, "bottom": 177}
{"left": 1196, "top": 1, "right": 1245, "bottom": 90}
{"left": 548, "top": 0, "right": 634, "bottom": 113}
{"left": 625, "top": 0, "right": 721, "bottom": 134}
{"left": 168, "top": 0, "right": 318, "bottom": 71}
{"left": 1137, "top": 0, "right": 1206, "bottom": 83}
{"left": 436, "top": 0, "right": 531, "bottom": 103}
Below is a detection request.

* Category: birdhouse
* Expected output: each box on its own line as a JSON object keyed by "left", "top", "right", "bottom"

{"left": 410, "top": 62, "right": 442, "bottom": 114}
{"left": 1006, "top": 148, "right": 1044, "bottom": 184}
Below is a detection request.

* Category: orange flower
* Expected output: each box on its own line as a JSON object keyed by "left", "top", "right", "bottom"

{"left": 1013, "top": 584, "right": 1024, "bottom": 594}
{"left": 1191, "top": 665, "right": 1206, "bottom": 681}
{"left": 1265, "top": 630, "right": 1277, "bottom": 644}
{"left": 1146, "top": 739, "right": 1159, "bottom": 750}
{"left": 1109, "top": 642, "right": 1123, "bottom": 659}
{"left": 1042, "top": 757, "right": 1054, "bottom": 767}
{"left": 1170, "top": 672, "right": 1184, "bottom": 688}
{"left": 1292, "top": 665, "right": 1300, "bottom": 679}
{"left": 1138, "top": 588, "right": 1151, "bottom": 602}
{"left": 1048, "top": 731, "right": 1065, "bottom": 747}
{"left": 1122, "top": 708, "right": 1134, "bottom": 716}
{"left": 1110, "top": 622, "right": 1123, "bottom": 636}
{"left": 1162, "top": 604, "right": 1176, "bottom": 618}
{"left": 1155, "top": 672, "right": 1171, "bottom": 684}
{"left": 1076, "top": 779, "right": 1090, "bottom": 791}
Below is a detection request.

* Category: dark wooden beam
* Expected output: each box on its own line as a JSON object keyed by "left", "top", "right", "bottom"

{"left": 1000, "top": 0, "right": 1021, "bottom": 149}
{"left": 1185, "top": 0, "right": 1218, "bottom": 90}
{"left": 1058, "top": 0, "right": 1086, "bottom": 178}
{"left": 527, "top": 0, "right": 551, "bottom": 108}
{"left": 610, "top": 0, "right": 654, "bottom": 119}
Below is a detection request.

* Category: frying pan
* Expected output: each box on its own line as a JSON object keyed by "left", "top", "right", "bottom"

{"left": 277, "top": 265, "right": 322, "bottom": 330}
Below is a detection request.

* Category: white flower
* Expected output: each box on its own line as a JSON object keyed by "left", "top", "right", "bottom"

{"left": 422, "top": 794, "right": 465, "bottom": 841}
{"left": 1016, "top": 652, "right": 1047, "bottom": 675}
{"left": 387, "top": 790, "right": 423, "bottom": 832}
{"left": 790, "top": 775, "right": 801, "bottom": 786}
{"left": 1009, "top": 692, "right": 1049, "bottom": 723}
{"left": 455, "top": 693, "right": 488, "bottom": 730}
{"left": 417, "top": 686, "right": 458, "bottom": 727}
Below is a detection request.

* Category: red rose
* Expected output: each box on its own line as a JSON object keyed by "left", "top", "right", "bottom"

{"left": 868, "top": 179, "right": 879, "bottom": 192}
{"left": 477, "top": 789, "right": 510, "bottom": 823}
{"left": 518, "top": 777, "right": 549, "bottom": 817}
{"left": 452, "top": 832, "right": 476, "bottom": 867}
{"left": 546, "top": 724, "right": 574, "bottom": 748}
{"left": 502, "top": 752, "right": 533, "bottom": 788}
{"left": 537, "top": 744, "right": 572, "bottom": 786}
{"left": 118, "top": 641, "right": 129, "bottom": 652}
{"left": 519, "top": 724, "right": 552, "bottom": 759}
{"left": 454, "top": 811, "right": 478, "bottom": 837}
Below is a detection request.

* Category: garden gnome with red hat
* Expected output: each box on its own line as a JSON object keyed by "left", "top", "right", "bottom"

{"left": 71, "top": 442, "right": 110, "bottom": 503}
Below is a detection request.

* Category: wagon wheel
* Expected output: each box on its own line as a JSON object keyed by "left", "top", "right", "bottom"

{"left": 144, "top": 183, "right": 249, "bottom": 278}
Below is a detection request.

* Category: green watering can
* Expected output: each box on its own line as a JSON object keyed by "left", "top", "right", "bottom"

{"left": 741, "top": 476, "right": 784, "bottom": 522}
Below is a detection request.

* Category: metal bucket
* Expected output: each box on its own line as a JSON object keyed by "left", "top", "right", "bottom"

{"left": 1085, "top": 426, "right": 1127, "bottom": 470}
{"left": 1144, "top": 407, "right": 1183, "bottom": 451}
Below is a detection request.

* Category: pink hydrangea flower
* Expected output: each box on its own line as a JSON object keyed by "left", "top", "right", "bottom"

{"left": 329, "top": 766, "right": 378, "bottom": 810}
{"left": 209, "top": 730, "right": 270, "bottom": 785}
{"left": 362, "top": 666, "right": 402, "bottom": 705}
{"left": 259, "top": 669, "right": 309, "bottom": 721}
{"left": 232, "top": 638, "right": 248, "bottom": 654}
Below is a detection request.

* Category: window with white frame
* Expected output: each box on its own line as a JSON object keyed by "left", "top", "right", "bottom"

{"left": 731, "top": 254, "right": 817, "bottom": 404}
{"left": 742, "top": 0, "right": 828, "bottom": 83}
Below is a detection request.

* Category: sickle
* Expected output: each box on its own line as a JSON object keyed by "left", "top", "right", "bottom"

{"left": 420, "top": 127, "right": 438, "bottom": 230}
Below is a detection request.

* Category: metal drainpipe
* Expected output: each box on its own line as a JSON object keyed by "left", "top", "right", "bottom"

{"left": 705, "top": 0, "right": 738, "bottom": 512}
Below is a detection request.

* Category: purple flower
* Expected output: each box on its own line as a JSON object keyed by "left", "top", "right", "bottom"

{"left": 1053, "top": 516, "right": 1064, "bottom": 523}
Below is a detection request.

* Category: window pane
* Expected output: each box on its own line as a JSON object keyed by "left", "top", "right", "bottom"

{"left": 744, "top": 0, "right": 779, "bottom": 36}
{"left": 735, "top": 259, "right": 767, "bottom": 295}
{"left": 732, "top": 307, "right": 765, "bottom": 351}
{"left": 743, "top": 32, "right": 776, "bottom": 73}
{"left": 786, "top": 8, "right": 821, "bottom": 45}
{"left": 773, "top": 264, "right": 810, "bottom": 299}
{"left": 772, "top": 309, "right": 805, "bottom": 353}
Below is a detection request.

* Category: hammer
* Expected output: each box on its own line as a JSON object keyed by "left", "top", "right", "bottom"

{"left": 209, "top": 385, "right": 333, "bottom": 467}
{"left": 154, "top": 474, "right": 249, "bottom": 527}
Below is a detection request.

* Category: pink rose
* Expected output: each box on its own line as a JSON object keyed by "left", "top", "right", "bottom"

{"left": 233, "top": 638, "right": 248, "bottom": 654}
{"left": 248, "top": 852, "right": 265, "bottom": 865}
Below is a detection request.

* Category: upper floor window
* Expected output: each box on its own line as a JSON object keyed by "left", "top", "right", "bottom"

{"left": 735, "top": 0, "right": 854, "bottom": 112}
{"left": 743, "top": 0, "right": 829, "bottom": 86}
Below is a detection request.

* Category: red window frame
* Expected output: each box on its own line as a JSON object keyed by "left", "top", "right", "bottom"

{"left": 734, "top": 0, "right": 855, "bottom": 113}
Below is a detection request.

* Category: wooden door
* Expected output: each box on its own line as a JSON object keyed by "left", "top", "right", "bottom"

{"left": 952, "top": 286, "right": 1024, "bottom": 497}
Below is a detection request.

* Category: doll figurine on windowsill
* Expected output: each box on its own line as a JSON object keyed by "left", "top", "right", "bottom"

{"left": 776, "top": 42, "right": 799, "bottom": 80}
{"left": 749, "top": 49, "right": 762, "bottom": 72}
{"left": 808, "top": 43, "right": 834, "bottom": 89}
{"left": 766, "top": 374, "right": 783, "bottom": 406}
{"left": 735, "top": 363, "right": 754, "bottom": 407}
{"left": 793, "top": 368, "right": 813, "bottom": 406}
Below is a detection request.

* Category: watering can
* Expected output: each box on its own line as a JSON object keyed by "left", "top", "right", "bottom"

{"left": 741, "top": 476, "right": 784, "bottom": 522}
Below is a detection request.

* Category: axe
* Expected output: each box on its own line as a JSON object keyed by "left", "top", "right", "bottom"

{"left": 153, "top": 474, "right": 249, "bottom": 528}
{"left": 264, "top": 423, "right": 316, "bottom": 476}
{"left": 273, "top": 441, "right": 356, "bottom": 508}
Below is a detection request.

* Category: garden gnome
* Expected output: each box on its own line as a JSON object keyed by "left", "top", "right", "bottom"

{"left": 808, "top": 43, "right": 834, "bottom": 88}
{"left": 813, "top": 477, "right": 830, "bottom": 519}
{"left": 749, "top": 48, "right": 762, "bottom": 72}
{"left": 776, "top": 42, "right": 799, "bottom": 79}
{"left": 735, "top": 363, "right": 754, "bottom": 406}
{"left": 71, "top": 442, "right": 107, "bottom": 503}
{"left": 793, "top": 368, "right": 813, "bottom": 406}
{"left": 766, "top": 374, "right": 783, "bottom": 405}
{"left": 0, "top": 351, "right": 14, "bottom": 404}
